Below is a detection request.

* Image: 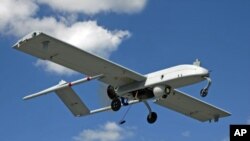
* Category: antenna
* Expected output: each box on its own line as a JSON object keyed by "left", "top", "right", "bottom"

{"left": 193, "top": 59, "right": 201, "bottom": 66}
{"left": 118, "top": 105, "right": 132, "bottom": 125}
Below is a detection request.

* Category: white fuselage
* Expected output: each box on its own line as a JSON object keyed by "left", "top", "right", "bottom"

{"left": 145, "top": 64, "right": 209, "bottom": 88}
{"left": 117, "top": 64, "right": 209, "bottom": 97}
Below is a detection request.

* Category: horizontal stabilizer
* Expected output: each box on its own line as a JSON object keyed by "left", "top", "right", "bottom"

{"left": 154, "top": 89, "right": 231, "bottom": 122}
{"left": 55, "top": 87, "right": 90, "bottom": 117}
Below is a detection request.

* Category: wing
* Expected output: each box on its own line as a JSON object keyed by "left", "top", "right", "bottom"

{"left": 154, "top": 89, "right": 231, "bottom": 122}
{"left": 13, "top": 32, "right": 146, "bottom": 86}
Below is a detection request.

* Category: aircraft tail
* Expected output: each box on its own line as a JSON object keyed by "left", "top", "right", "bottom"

{"left": 55, "top": 87, "right": 90, "bottom": 117}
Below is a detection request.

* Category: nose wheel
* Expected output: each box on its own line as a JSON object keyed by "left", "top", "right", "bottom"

{"left": 147, "top": 112, "right": 157, "bottom": 124}
{"left": 200, "top": 88, "right": 208, "bottom": 97}
{"left": 143, "top": 101, "right": 158, "bottom": 124}
{"left": 200, "top": 77, "right": 211, "bottom": 97}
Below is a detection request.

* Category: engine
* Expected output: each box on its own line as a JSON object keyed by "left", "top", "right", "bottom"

{"left": 153, "top": 85, "right": 170, "bottom": 98}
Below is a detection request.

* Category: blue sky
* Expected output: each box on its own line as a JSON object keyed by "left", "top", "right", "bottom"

{"left": 1, "top": 0, "right": 250, "bottom": 141}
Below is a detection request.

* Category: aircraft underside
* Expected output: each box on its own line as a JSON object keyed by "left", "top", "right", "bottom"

{"left": 107, "top": 76, "right": 212, "bottom": 124}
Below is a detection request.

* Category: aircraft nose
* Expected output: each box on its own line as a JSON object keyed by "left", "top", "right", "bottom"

{"left": 198, "top": 67, "right": 209, "bottom": 77}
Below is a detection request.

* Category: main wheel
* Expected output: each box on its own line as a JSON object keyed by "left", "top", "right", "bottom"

{"left": 107, "top": 85, "right": 117, "bottom": 100}
{"left": 147, "top": 112, "right": 157, "bottom": 124}
{"left": 200, "top": 88, "right": 208, "bottom": 97}
{"left": 111, "top": 98, "right": 121, "bottom": 111}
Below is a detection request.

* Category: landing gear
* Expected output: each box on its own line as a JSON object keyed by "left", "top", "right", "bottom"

{"left": 107, "top": 85, "right": 117, "bottom": 99}
{"left": 143, "top": 101, "right": 157, "bottom": 124}
{"left": 200, "top": 77, "right": 212, "bottom": 97}
{"left": 147, "top": 112, "right": 157, "bottom": 124}
{"left": 107, "top": 85, "right": 122, "bottom": 111}
{"left": 111, "top": 97, "right": 129, "bottom": 111}
{"left": 111, "top": 98, "right": 121, "bottom": 111}
{"left": 200, "top": 88, "right": 208, "bottom": 97}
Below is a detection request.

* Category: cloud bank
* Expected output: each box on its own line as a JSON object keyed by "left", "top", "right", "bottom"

{"left": 73, "top": 122, "right": 133, "bottom": 141}
{"left": 37, "top": 0, "right": 147, "bottom": 15}
{"left": 1, "top": 0, "right": 147, "bottom": 75}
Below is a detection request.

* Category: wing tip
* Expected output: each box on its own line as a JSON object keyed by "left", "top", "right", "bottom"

{"left": 12, "top": 31, "right": 43, "bottom": 49}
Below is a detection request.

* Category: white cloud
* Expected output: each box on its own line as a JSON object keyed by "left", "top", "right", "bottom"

{"left": 0, "top": 0, "right": 37, "bottom": 31}
{"left": 1, "top": 0, "right": 137, "bottom": 75}
{"left": 181, "top": 130, "right": 191, "bottom": 137}
{"left": 9, "top": 17, "right": 131, "bottom": 57}
{"left": 35, "top": 60, "right": 77, "bottom": 76}
{"left": 52, "top": 21, "right": 131, "bottom": 58}
{"left": 37, "top": 0, "right": 147, "bottom": 15}
{"left": 73, "top": 122, "right": 134, "bottom": 141}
